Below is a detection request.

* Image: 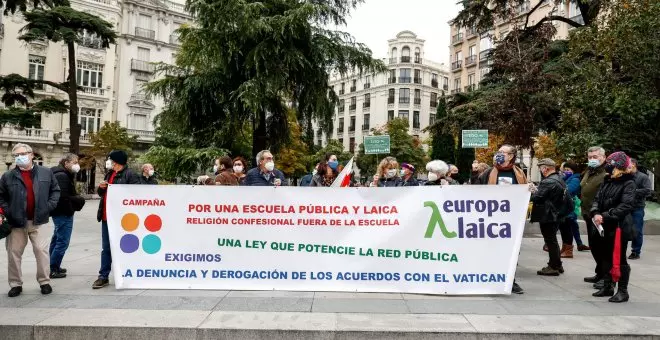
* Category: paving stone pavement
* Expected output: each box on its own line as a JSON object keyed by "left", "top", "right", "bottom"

{"left": 1, "top": 203, "right": 660, "bottom": 339}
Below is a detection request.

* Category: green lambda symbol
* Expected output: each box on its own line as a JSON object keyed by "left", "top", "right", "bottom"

{"left": 424, "top": 201, "right": 457, "bottom": 238}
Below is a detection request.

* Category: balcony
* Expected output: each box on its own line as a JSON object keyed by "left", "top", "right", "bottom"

{"left": 452, "top": 33, "right": 463, "bottom": 45}
{"left": 348, "top": 125, "right": 356, "bottom": 132}
{"left": 451, "top": 89, "right": 462, "bottom": 94}
{"left": 451, "top": 60, "right": 463, "bottom": 71}
{"left": 362, "top": 124, "right": 370, "bottom": 131}
{"left": 165, "top": 0, "right": 186, "bottom": 13}
{"left": 389, "top": 57, "right": 397, "bottom": 64}
{"left": 80, "top": 86, "right": 105, "bottom": 96}
{"left": 350, "top": 86, "right": 356, "bottom": 92}
{"left": 79, "top": 36, "right": 103, "bottom": 49}
{"left": 135, "top": 27, "right": 155, "bottom": 40}
{"left": 130, "top": 93, "right": 151, "bottom": 101}
{"left": 399, "top": 97, "right": 410, "bottom": 104}
{"left": 349, "top": 104, "right": 356, "bottom": 111}
{"left": 569, "top": 15, "right": 585, "bottom": 26}
{"left": 364, "top": 83, "right": 371, "bottom": 89}
{"left": 388, "top": 77, "right": 396, "bottom": 84}
{"left": 363, "top": 102, "right": 371, "bottom": 108}
{"left": 467, "top": 28, "right": 478, "bottom": 38}
{"left": 465, "top": 84, "right": 476, "bottom": 92}
{"left": 479, "top": 49, "right": 492, "bottom": 61}
{"left": 127, "top": 129, "right": 156, "bottom": 142}
{"left": 431, "top": 79, "right": 438, "bottom": 88}
{"left": 338, "top": 106, "right": 345, "bottom": 113}
{"left": 131, "top": 59, "right": 154, "bottom": 73}
{"left": 400, "top": 56, "right": 411, "bottom": 63}
{"left": 169, "top": 34, "right": 180, "bottom": 45}
{"left": 443, "top": 84, "right": 449, "bottom": 91}
{"left": 337, "top": 128, "right": 344, "bottom": 135}
{"left": 413, "top": 77, "right": 422, "bottom": 84}
{"left": 414, "top": 98, "right": 421, "bottom": 105}
{"left": 414, "top": 57, "right": 422, "bottom": 64}
{"left": 387, "top": 97, "right": 395, "bottom": 104}
{"left": 399, "top": 77, "right": 411, "bottom": 83}
{"left": 465, "top": 55, "right": 477, "bottom": 67}
{"left": 91, "top": 0, "right": 119, "bottom": 5}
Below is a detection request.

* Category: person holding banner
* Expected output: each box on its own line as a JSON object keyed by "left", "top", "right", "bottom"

{"left": 398, "top": 163, "right": 419, "bottom": 186}
{"left": 245, "top": 150, "right": 286, "bottom": 187}
{"left": 214, "top": 156, "right": 239, "bottom": 186}
{"left": 371, "top": 157, "right": 401, "bottom": 187}
{"left": 310, "top": 161, "right": 337, "bottom": 187}
{"left": 424, "top": 160, "right": 450, "bottom": 186}
{"left": 93, "top": 150, "right": 140, "bottom": 289}
{"left": 590, "top": 152, "right": 636, "bottom": 303}
{"left": 232, "top": 157, "right": 249, "bottom": 185}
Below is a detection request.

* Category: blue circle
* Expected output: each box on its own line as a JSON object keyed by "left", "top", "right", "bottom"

{"left": 120, "top": 234, "right": 139, "bottom": 253}
{"left": 142, "top": 234, "right": 161, "bottom": 254}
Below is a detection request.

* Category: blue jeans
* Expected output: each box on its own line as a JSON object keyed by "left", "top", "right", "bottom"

{"left": 631, "top": 208, "right": 645, "bottom": 254}
{"left": 49, "top": 215, "right": 74, "bottom": 271}
{"left": 99, "top": 221, "right": 112, "bottom": 279}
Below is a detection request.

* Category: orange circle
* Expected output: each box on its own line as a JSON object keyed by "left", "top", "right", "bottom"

{"left": 121, "top": 213, "right": 139, "bottom": 232}
{"left": 144, "top": 214, "right": 162, "bottom": 232}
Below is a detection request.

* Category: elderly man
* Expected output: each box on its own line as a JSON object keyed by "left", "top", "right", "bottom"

{"left": 245, "top": 150, "right": 287, "bottom": 186}
{"left": 0, "top": 143, "right": 60, "bottom": 297}
{"left": 139, "top": 163, "right": 158, "bottom": 185}
{"left": 581, "top": 146, "right": 609, "bottom": 288}
{"left": 629, "top": 159, "right": 652, "bottom": 260}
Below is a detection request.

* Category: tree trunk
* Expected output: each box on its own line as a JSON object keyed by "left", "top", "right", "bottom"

{"left": 527, "top": 147, "right": 535, "bottom": 179}
{"left": 67, "top": 42, "right": 81, "bottom": 154}
{"left": 252, "top": 109, "right": 267, "bottom": 158}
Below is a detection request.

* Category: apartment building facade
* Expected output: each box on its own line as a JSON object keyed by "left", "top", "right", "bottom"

{"left": 0, "top": 0, "right": 190, "bottom": 171}
{"left": 448, "top": 0, "right": 583, "bottom": 94}
{"left": 318, "top": 31, "right": 450, "bottom": 154}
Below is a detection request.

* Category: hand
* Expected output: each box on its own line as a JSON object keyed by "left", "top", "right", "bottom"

{"left": 99, "top": 181, "right": 108, "bottom": 189}
{"left": 274, "top": 178, "right": 282, "bottom": 187}
{"left": 593, "top": 214, "right": 603, "bottom": 226}
{"left": 440, "top": 179, "right": 449, "bottom": 185}
{"left": 528, "top": 183, "right": 537, "bottom": 193}
{"left": 373, "top": 175, "right": 379, "bottom": 184}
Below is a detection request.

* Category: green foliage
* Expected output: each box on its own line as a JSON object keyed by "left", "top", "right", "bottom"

{"left": 0, "top": 74, "right": 68, "bottom": 128}
{"left": 312, "top": 139, "right": 353, "bottom": 165}
{"left": 275, "top": 111, "right": 309, "bottom": 178}
{"left": 142, "top": 146, "right": 228, "bottom": 183}
{"left": 146, "top": 0, "right": 385, "bottom": 157}
{"left": 87, "top": 121, "right": 137, "bottom": 171}
{"left": 356, "top": 118, "right": 427, "bottom": 177}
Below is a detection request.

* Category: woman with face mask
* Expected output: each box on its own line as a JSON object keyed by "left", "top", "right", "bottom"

{"left": 232, "top": 157, "right": 248, "bottom": 185}
{"left": 424, "top": 160, "right": 450, "bottom": 186}
{"left": 371, "top": 157, "right": 401, "bottom": 187}
{"left": 310, "top": 161, "right": 337, "bottom": 187}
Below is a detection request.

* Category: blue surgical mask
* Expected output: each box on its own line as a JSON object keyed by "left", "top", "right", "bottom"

{"left": 494, "top": 152, "right": 506, "bottom": 165}
{"left": 15, "top": 155, "right": 30, "bottom": 167}
{"left": 563, "top": 171, "right": 573, "bottom": 178}
{"left": 328, "top": 161, "right": 338, "bottom": 170}
{"left": 587, "top": 159, "right": 601, "bottom": 168}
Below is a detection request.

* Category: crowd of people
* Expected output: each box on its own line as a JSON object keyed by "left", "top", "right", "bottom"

{"left": 0, "top": 142, "right": 653, "bottom": 303}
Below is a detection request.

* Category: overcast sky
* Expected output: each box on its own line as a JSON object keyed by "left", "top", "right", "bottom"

{"left": 337, "top": 0, "right": 462, "bottom": 65}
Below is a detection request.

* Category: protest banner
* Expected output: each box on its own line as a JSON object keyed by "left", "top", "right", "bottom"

{"left": 107, "top": 185, "right": 530, "bottom": 294}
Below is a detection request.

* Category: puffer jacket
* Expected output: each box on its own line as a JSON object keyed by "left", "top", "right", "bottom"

{"left": 590, "top": 174, "right": 636, "bottom": 240}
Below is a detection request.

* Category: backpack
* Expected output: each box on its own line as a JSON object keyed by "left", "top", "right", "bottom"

{"left": 550, "top": 178, "right": 575, "bottom": 219}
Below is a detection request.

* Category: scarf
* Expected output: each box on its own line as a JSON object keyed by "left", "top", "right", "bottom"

{"left": 488, "top": 166, "right": 528, "bottom": 185}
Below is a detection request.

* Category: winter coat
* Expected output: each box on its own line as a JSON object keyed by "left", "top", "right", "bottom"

{"left": 397, "top": 176, "right": 419, "bottom": 187}
{"left": 139, "top": 175, "right": 158, "bottom": 185}
{"left": 215, "top": 170, "right": 239, "bottom": 186}
{"left": 97, "top": 167, "right": 140, "bottom": 222}
{"left": 244, "top": 167, "right": 287, "bottom": 186}
{"left": 564, "top": 173, "right": 581, "bottom": 220}
{"left": 529, "top": 172, "right": 565, "bottom": 224}
{"left": 0, "top": 165, "right": 60, "bottom": 227}
{"left": 310, "top": 174, "right": 335, "bottom": 187}
{"left": 580, "top": 166, "right": 607, "bottom": 215}
{"left": 299, "top": 174, "right": 313, "bottom": 187}
{"left": 376, "top": 177, "right": 401, "bottom": 187}
{"left": 590, "top": 174, "right": 636, "bottom": 239}
{"left": 631, "top": 171, "right": 652, "bottom": 209}
{"left": 51, "top": 166, "right": 85, "bottom": 217}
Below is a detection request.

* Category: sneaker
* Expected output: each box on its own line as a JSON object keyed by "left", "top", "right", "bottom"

{"left": 577, "top": 245, "right": 591, "bottom": 252}
{"left": 511, "top": 282, "right": 524, "bottom": 294}
{"left": 628, "top": 252, "right": 640, "bottom": 260}
{"left": 50, "top": 269, "right": 67, "bottom": 279}
{"left": 92, "top": 278, "right": 109, "bottom": 289}
{"left": 8, "top": 286, "right": 22, "bottom": 298}
{"left": 537, "top": 266, "right": 561, "bottom": 276}
{"left": 40, "top": 284, "right": 52, "bottom": 295}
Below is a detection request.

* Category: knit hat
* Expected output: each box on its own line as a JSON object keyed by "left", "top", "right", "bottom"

{"left": 401, "top": 163, "right": 415, "bottom": 172}
{"left": 605, "top": 151, "right": 630, "bottom": 170}
{"left": 108, "top": 150, "right": 128, "bottom": 166}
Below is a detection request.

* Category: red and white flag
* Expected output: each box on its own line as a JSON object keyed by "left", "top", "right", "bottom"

{"left": 331, "top": 157, "right": 354, "bottom": 187}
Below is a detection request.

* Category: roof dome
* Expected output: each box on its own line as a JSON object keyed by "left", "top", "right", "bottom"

{"left": 396, "top": 31, "right": 417, "bottom": 39}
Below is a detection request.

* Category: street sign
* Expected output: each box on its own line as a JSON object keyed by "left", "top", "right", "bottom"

{"left": 462, "top": 130, "right": 489, "bottom": 148}
{"left": 364, "top": 135, "right": 391, "bottom": 155}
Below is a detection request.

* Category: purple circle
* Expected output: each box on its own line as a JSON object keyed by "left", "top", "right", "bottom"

{"left": 120, "top": 234, "right": 139, "bottom": 253}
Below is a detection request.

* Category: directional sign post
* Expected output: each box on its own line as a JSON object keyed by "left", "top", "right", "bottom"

{"left": 461, "top": 130, "right": 489, "bottom": 148}
{"left": 364, "top": 135, "right": 391, "bottom": 155}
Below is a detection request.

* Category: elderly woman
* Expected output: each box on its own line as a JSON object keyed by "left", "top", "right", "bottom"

{"left": 425, "top": 160, "right": 450, "bottom": 186}
{"left": 591, "top": 152, "right": 636, "bottom": 303}
{"left": 371, "top": 157, "right": 400, "bottom": 187}
{"left": 310, "top": 161, "right": 337, "bottom": 187}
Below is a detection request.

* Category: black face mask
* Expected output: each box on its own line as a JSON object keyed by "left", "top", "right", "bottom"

{"left": 450, "top": 173, "right": 460, "bottom": 179}
{"left": 605, "top": 165, "right": 614, "bottom": 175}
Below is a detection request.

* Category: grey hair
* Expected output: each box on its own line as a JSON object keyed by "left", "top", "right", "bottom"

{"left": 142, "top": 163, "right": 153, "bottom": 171}
{"left": 501, "top": 144, "right": 517, "bottom": 154}
{"left": 587, "top": 146, "right": 606, "bottom": 157}
{"left": 59, "top": 153, "right": 78, "bottom": 167}
{"left": 12, "top": 143, "right": 33, "bottom": 154}
{"left": 256, "top": 150, "right": 271, "bottom": 164}
{"left": 426, "top": 160, "right": 449, "bottom": 176}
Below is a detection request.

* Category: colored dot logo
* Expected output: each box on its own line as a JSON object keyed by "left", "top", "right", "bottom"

{"left": 120, "top": 213, "right": 162, "bottom": 254}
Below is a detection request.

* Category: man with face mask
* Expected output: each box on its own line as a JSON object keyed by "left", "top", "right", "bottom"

{"left": 245, "top": 150, "right": 287, "bottom": 186}
{"left": 529, "top": 159, "right": 567, "bottom": 276}
{"left": 49, "top": 153, "right": 86, "bottom": 279}
{"left": 447, "top": 164, "right": 461, "bottom": 184}
{"left": 580, "top": 146, "right": 608, "bottom": 288}
{"left": 0, "top": 143, "right": 60, "bottom": 297}
{"left": 139, "top": 163, "right": 158, "bottom": 185}
{"left": 93, "top": 150, "right": 140, "bottom": 289}
{"left": 398, "top": 163, "right": 419, "bottom": 186}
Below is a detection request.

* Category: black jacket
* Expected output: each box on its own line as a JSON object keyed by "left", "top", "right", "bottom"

{"left": 139, "top": 175, "right": 158, "bottom": 185}
{"left": 97, "top": 167, "right": 140, "bottom": 222}
{"left": 529, "top": 172, "right": 565, "bottom": 224}
{"left": 376, "top": 177, "right": 401, "bottom": 187}
{"left": 51, "top": 166, "right": 85, "bottom": 217}
{"left": 0, "top": 164, "right": 60, "bottom": 227}
{"left": 591, "top": 174, "right": 636, "bottom": 239}
{"left": 398, "top": 176, "right": 419, "bottom": 187}
{"left": 631, "top": 171, "right": 652, "bottom": 209}
{"left": 244, "top": 167, "right": 287, "bottom": 186}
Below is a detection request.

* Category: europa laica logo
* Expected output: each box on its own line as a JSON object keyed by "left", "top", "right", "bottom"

{"left": 423, "top": 200, "right": 512, "bottom": 239}
{"left": 120, "top": 213, "right": 162, "bottom": 254}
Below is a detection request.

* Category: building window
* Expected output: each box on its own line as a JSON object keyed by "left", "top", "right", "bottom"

{"left": 80, "top": 31, "right": 103, "bottom": 49}
{"left": 398, "top": 110, "right": 409, "bottom": 121}
{"left": 468, "top": 73, "right": 476, "bottom": 91}
{"left": 414, "top": 69, "right": 421, "bottom": 84}
{"left": 429, "top": 113, "right": 436, "bottom": 126}
{"left": 138, "top": 47, "right": 150, "bottom": 61}
{"left": 401, "top": 46, "right": 411, "bottom": 62}
{"left": 389, "top": 69, "right": 396, "bottom": 83}
{"left": 399, "top": 68, "right": 411, "bottom": 83}
{"left": 430, "top": 92, "right": 438, "bottom": 107}
{"left": 480, "top": 67, "right": 491, "bottom": 81}
{"left": 454, "top": 78, "right": 461, "bottom": 91}
{"left": 338, "top": 118, "right": 344, "bottom": 132}
{"left": 350, "top": 96, "right": 356, "bottom": 110}
{"left": 349, "top": 137, "right": 355, "bottom": 153}
{"left": 349, "top": 116, "right": 356, "bottom": 132}
{"left": 399, "top": 88, "right": 410, "bottom": 104}
{"left": 76, "top": 61, "right": 104, "bottom": 93}
{"left": 413, "top": 111, "right": 420, "bottom": 129}
{"left": 79, "top": 107, "right": 102, "bottom": 135}
{"left": 388, "top": 110, "right": 394, "bottom": 121}
{"left": 363, "top": 114, "right": 370, "bottom": 131}
{"left": 338, "top": 99, "right": 345, "bottom": 113}
{"left": 339, "top": 138, "right": 344, "bottom": 146}
{"left": 351, "top": 79, "right": 356, "bottom": 92}
{"left": 130, "top": 112, "right": 149, "bottom": 130}
{"left": 364, "top": 75, "right": 371, "bottom": 89}
{"left": 340, "top": 82, "right": 345, "bottom": 94}
{"left": 138, "top": 14, "right": 152, "bottom": 29}
{"left": 363, "top": 93, "right": 370, "bottom": 108}
{"left": 414, "top": 47, "right": 421, "bottom": 63}
{"left": 136, "top": 14, "right": 155, "bottom": 39}
{"left": 414, "top": 89, "right": 421, "bottom": 104}
{"left": 469, "top": 45, "right": 476, "bottom": 57}
{"left": 388, "top": 88, "right": 395, "bottom": 104}
{"left": 28, "top": 55, "right": 46, "bottom": 89}
{"left": 431, "top": 73, "right": 438, "bottom": 88}
{"left": 443, "top": 77, "right": 449, "bottom": 91}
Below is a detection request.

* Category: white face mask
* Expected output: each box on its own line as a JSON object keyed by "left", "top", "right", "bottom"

{"left": 105, "top": 159, "right": 113, "bottom": 169}
{"left": 213, "top": 165, "right": 219, "bottom": 173}
{"left": 386, "top": 169, "right": 397, "bottom": 178}
{"left": 233, "top": 165, "right": 244, "bottom": 173}
{"left": 312, "top": 169, "right": 318, "bottom": 176}
{"left": 70, "top": 164, "right": 81, "bottom": 173}
{"left": 148, "top": 169, "right": 155, "bottom": 176}
{"left": 264, "top": 161, "right": 275, "bottom": 172}
{"left": 428, "top": 172, "right": 438, "bottom": 182}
